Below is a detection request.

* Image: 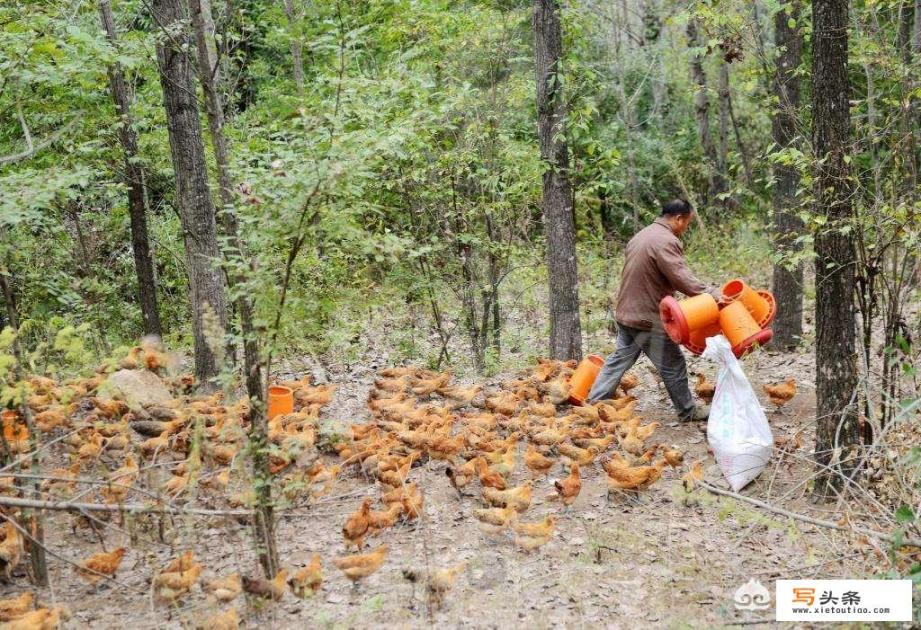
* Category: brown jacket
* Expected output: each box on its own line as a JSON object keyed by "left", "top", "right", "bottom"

{"left": 615, "top": 217, "right": 715, "bottom": 331}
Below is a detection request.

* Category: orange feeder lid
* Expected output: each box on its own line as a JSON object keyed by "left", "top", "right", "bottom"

{"left": 732, "top": 328, "right": 773, "bottom": 358}
{"left": 659, "top": 296, "right": 690, "bottom": 344}
{"left": 756, "top": 290, "right": 776, "bottom": 327}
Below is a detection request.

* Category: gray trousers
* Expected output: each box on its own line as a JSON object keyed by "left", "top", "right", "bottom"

{"left": 587, "top": 323, "right": 695, "bottom": 420}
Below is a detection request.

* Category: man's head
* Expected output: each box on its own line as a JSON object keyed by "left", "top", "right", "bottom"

{"left": 660, "top": 199, "right": 695, "bottom": 236}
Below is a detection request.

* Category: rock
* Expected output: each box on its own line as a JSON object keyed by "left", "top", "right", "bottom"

{"left": 316, "top": 417, "right": 349, "bottom": 454}
{"left": 100, "top": 369, "right": 172, "bottom": 408}
{"left": 130, "top": 420, "right": 168, "bottom": 437}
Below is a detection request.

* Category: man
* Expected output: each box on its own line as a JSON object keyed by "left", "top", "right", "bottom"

{"left": 587, "top": 199, "right": 718, "bottom": 422}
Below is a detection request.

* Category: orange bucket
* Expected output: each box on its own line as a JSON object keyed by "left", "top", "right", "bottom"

{"left": 718, "top": 300, "right": 773, "bottom": 358}
{"left": 722, "top": 279, "right": 773, "bottom": 325}
{"left": 567, "top": 354, "right": 604, "bottom": 406}
{"left": 660, "top": 293, "right": 720, "bottom": 344}
{"left": 267, "top": 385, "right": 294, "bottom": 419}
{"left": 685, "top": 321, "right": 722, "bottom": 356}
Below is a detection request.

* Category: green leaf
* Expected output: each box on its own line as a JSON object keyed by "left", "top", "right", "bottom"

{"left": 895, "top": 505, "right": 915, "bottom": 524}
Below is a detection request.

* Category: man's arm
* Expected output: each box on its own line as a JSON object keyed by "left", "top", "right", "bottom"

{"left": 657, "top": 238, "right": 720, "bottom": 299}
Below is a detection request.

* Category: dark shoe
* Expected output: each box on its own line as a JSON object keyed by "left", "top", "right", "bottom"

{"left": 681, "top": 404, "right": 709, "bottom": 422}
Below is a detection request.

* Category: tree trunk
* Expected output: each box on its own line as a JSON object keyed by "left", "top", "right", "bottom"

{"left": 151, "top": 0, "right": 228, "bottom": 384}
{"left": 770, "top": 0, "right": 805, "bottom": 349}
{"left": 189, "top": 0, "right": 279, "bottom": 577}
{"left": 282, "top": 0, "right": 306, "bottom": 94}
{"left": 99, "top": 0, "right": 163, "bottom": 338}
{"left": 687, "top": 19, "right": 726, "bottom": 205}
{"left": 811, "top": 0, "right": 860, "bottom": 499}
{"left": 716, "top": 60, "right": 730, "bottom": 189}
{"left": 533, "top": 0, "right": 582, "bottom": 361}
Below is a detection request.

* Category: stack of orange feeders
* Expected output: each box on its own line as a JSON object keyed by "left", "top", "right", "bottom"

{"left": 660, "top": 278, "right": 776, "bottom": 358}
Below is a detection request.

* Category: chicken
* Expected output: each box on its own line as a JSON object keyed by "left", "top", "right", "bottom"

{"left": 661, "top": 446, "right": 684, "bottom": 468}
{"left": 78, "top": 547, "right": 126, "bottom": 584}
{"left": 33, "top": 408, "right": 68, "bottom": 432}
{"left": 203, "top": 573, "right": 242, "bottom": 602}
{"left": 524, "top": 445, "right": 554, "bottom": 476}
{"left": 4, "top": 606, "right": 69, "bottom": 630}
{"left": 543, "top": 374, "right": 571, "bottom": 405}
{"left": 196, "top": 607, "right": 238, "bottom": 630}
{"left": 343, "top": 498, "right": 372, "bottom": 550}
{"left": 0, "top": 591, "right": 33, "bottom": 621}
{"left": 603, "top": 455, "right": 666, "bottom": 494}
{"left": 681, "top": 460, "right": 705, "bottom": 491}
{"left": 484, "top": 391, "right": 519, "bottom": 417}
{"left": 481, "top": 481, "right": 532, "bottom": 512}
{"left": 90, "top": 398, "right": 128, "bottom": 419}
{"left": 472, "top": 506, "right": 516, "bottom": 533}
{"left": 619, "top": 372, "right": 639, "bottom": 393}
{"left": 513, "top": 520, "right": 555, "bottom": 552}
{"left": 445, "top": 459, "right": 476, "bottom": 496}
{"left": 289, "top": 554, "right": 322, "bottom": 597}
{"left": 619, "top": 422, "right": 660, "bottom": 456}
{"left": 512, "top": 515, "right": 556, "bottom": 539}
{"left": 763, "top": 378, "right": 797, "bottom": 410}
{"left": 426, "top": 562, "right": 466, "bottom": 608}
{"left": 473, "top": 457, "right": 507, "bottom": 491}
{"left": 100, "top": 455, "right": 139, "bottom": 504}
{"left": 694, "top": 373, "right": 716, "bottom": 403}
{"left": 154, "top": 563, "right": 203, "bottom": 601}
{"left": 161, "top": 550, "right": 196, "bottom": 574}
{"left": 242, "top": 569, "right": 288, "bottom": 601}
{"left": 42, "top": 462, "right": 81, "bottom": 495}
{"left": 436, "top": 383, "right": 481, "bottom": 406}
{"left": 368, "top": 503, "right": 403, "bottom": 533}
{"left": 553, "top": 463, "right": 581, "bottom": 507}
{"left": 557, "top": 443, "right": 599, "bottom": 467}
{"left": 0, "top": 521, "right": 23, "bottom": 581}
{"left": 334, "top": 544, "right": 388, "bottom": 585}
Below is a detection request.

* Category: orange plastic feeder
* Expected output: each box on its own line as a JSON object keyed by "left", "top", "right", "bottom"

{"left": 722, "top": 279, "right": 774, "bottom": 325}
{"left": 568, "top": 354, "right": 604, "bottom": 406}
{"left": 267, "top": 385, "right": 294, "bottom": 419}
{"left": 659, "top": 293, "right": 721, "bottom": 345}
{"left": 685, "top": 321, "right": 722, "bottom": 356}
{"left": 755, "top": 290, "right": 776, "bottom": 327}
{"left": 719, "top": 300, "right": 773, "bottom": 358}
{"left": 2, "top": 410, "right": 27, "bottom": 442}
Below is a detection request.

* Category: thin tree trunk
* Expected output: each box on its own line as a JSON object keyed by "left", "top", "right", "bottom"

{"left": 99, "top": 0, "right": 163, "bottom": 338}
{"left": 771, "top": 0, "right": 805, "bottom": 349}
{"left": 687, "top": 19, "right": 726, "bottom": 205}
{"left": 812, "top": 0, "right": 860, "bottom": 499}
{"left": 151, "top": 0, "right": 228, "bottom": 384}
{"left": 189, "top": 0, "right": 278, "bottom": 577}
{"left": 717, "top": 60, "right": 731, "bottom": 190}
{"left": 282, "top": 0, "right": 305, "bottom": 94}
{"left": 533, "top": 0, "right": 582, "bottom": 361}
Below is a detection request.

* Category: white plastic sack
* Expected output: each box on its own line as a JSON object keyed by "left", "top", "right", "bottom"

{"left": 702, "top": 335, "right": 773, "bottom": 491}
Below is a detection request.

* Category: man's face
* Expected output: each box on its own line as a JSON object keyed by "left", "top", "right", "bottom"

{"left": 674, "top": 210, "right": 695, "bottom": 236}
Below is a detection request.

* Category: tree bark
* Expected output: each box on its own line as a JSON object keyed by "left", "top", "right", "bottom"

{"left": 770, "top": 0, "right": 805, "bottom": 349}
{"left": 533, "top": 0, "right": 582, "bottom": 361}
{"left": 151, "top": 0, "right": 228, "bottom": 384}
{"left": 282, "top": 0, "right": 306, "bottom": 94}
{"left": 99, "top": 0, "right": 163, "bottom": 338}
{"left": 811, "top": 0, "right": 860, "bottom": 499}
{"left": 687, "top": 19, "right": 726, "bottom": 205}
{"left": 189, "top": 0, "right": 278, "bottom": 577}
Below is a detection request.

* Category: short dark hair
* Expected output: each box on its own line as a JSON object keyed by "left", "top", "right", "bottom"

{"left": 661, "top": 199, "right": 693, "bottom": 216}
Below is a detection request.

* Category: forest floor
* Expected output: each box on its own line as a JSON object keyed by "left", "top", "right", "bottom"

{"left": 3, "top": 338, "right": 900, "bottom": 630}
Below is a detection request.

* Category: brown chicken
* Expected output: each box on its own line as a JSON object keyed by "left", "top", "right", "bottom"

{"left": 78, "top": 547, "right": 126, "bottom": 584}
{"left": 661, "top": 446, "right": 684, "bottom": 468}
{"left": 242, "top": 569, "right": 288, "bottom": 601}
{"left": 557, "top": 443, "right": 599, "bottom": 467}
{"left": 604, "top": 455, "right": 666, "bottom": 494}
{"left": 436, "top": 383, "right": 482, "bottom": 406}
{"left": 445, "top": 459, "right": 477, "bottom": 495}
{"left": 368, "top": 503, "right": 403, "bottom": 533}
{"left": 481, "top": 482, "right": 532, "bottom": 512}
{"left": 196, "top": 607, "right": 238, "bottom": 630}
{"left": 763, "top": 379, "right": 797, "bottom": 410}
{"left": 343, "top": 498, "right": 373, "bottom": 550}
{"left": 513, "top": 515, "right": 556, "bottom": 552}
{"left": 0, "top": 521, "right": 23, "bottom": 581}
{"left": 289, "top": 554, "right": 322, "bottom": 597}
{"left": 334, "top": 544, "right": 388, "bottom": 585}
{"left": 524, "top": 445, "right": 555, "bottom": 476}
{"left": 473, "top": 457, "right": 507, "bottom": 490}
{"left": 553, "top": 463, "right": 581, "bottom": 507}
{"left": 681, "top": 460, "right": 705, "bottom": 491}
{"left": 411, "top": 372, "right": 451, "bottom": 396}
{"left": 155, "top": 562, "right": 203, "bottom": 601}
{"left": 4, "top": 606, "right": 69, "bottom": 630}
{"left": 473, "top": 506, "right": 516, "bottom": 533}
{"left": 694, "top": 373, "right": 716, "bottom": 403}
{"left": 0, "top": 591, "right": 33, "bottom": 621}
{"left": 100, "top": 455, "right": 139, "bottom": 504}
{"left": 619, "top": 372, "right": 640, "bottom": 393}
{"left": 203, "top": 573, "right": 242, "bottom": 603}
{"left": 426, "top": 561, "right": 467, "bottom": 608}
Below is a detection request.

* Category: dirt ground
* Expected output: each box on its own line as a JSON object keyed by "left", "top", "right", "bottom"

{"left": 1, "top": 339, "right": 895, "bottom": 630}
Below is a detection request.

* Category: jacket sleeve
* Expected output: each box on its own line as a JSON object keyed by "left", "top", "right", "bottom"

{"left": 656, "top": 238, "right": 715, "bottom": 298}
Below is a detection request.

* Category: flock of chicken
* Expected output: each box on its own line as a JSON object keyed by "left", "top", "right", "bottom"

{"left": 0, "top": 338, "right": 799, "bottom": 628}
